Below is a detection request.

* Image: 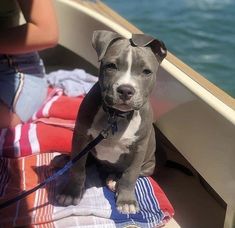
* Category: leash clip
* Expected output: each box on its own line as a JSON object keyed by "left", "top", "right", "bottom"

{"left": 108, "top": 112, "right": 118, "bottom": 135}
{"left": 100, "top": 128, "right": 110, "bottom": 139}
{"left": 99, "top": 113, "right": 118, "bottom": 139}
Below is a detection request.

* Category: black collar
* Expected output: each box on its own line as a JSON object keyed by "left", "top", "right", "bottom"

{"left": 102, "top": 104, "right": 134, "bottom": 120}
{"left": 102, "top": 104, "right": 134, "bottom": 135}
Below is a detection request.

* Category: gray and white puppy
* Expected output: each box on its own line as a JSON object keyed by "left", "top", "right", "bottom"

{"left": 56, "top": 30, "right": 167, "bottom": 214}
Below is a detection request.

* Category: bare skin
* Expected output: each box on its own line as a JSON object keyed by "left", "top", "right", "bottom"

{"left": 0, "top": 0, "right": 59, "bottom": 54}
{"left": 0, "top": 0, "right": 59, "bottom": 128}
{"left": 0, "top": 100, "right": 21, "bottom": 128}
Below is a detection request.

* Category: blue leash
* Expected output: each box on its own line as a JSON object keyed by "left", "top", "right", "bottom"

{"left": 0, "top": 118, "right": 117, "bottom": 210}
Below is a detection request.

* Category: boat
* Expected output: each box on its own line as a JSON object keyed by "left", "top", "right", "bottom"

{"left": 34, "top": 0, "right": 235, "bottom": 227}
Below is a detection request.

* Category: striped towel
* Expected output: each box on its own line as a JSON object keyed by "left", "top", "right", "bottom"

{"left": 0, "top": 88, "right": 82, "bottom": 158}
{"left": 0, "top": 154, "right": 174, "bottom": 227}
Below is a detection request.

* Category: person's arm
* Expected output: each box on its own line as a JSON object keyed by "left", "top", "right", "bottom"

{"left": 0, "top": 0, "right": 59, "bottom": 54}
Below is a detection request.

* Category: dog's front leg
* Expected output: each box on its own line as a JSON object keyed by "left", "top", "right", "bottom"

{"left": 116, "top": 167, "right": 141, "bottom": 214}
{"left": 56, "top": 130, "right": 88, "bottom": 206}
{"left": 116, "top": 139, "right": 150, "bottom": 214}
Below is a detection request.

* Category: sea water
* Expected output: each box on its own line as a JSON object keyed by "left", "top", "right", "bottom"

{"left": 104, "top": 0, "right": 235, "bottom": 98}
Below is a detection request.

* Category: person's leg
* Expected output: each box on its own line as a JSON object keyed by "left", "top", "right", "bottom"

{"left": 0, "top": 72, "right": 22, "bottom": 128}
{"left": 0, "top": 99, "right": 21, "bottom": 128}
{"left": 0, "top": 53, "right": 47, "bottom": 128}
{"left": 0, "top": 73, "right": 47, "bottom": 128}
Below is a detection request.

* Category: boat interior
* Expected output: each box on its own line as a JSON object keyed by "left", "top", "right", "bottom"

{"left": 37, "top": 0, "right": 235, "bottom": 227}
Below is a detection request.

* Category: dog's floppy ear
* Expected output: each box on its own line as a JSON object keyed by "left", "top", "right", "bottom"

{"left": 131, "top": 34, "right": 167, "bottom": 63}
{"left": 92, "top": 30, "right": 124, "bottom": 61}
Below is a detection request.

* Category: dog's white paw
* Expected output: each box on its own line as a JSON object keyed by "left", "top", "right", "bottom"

{"left": 117, "top": 202, "right": 139, "bottom": 214}
{"left": 116, "top": 190, "right": 139, "bottom": 214}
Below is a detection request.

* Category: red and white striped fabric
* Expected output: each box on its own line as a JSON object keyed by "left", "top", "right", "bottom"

{"left": 0, "top": 153, "right": 56, "bottom": 227}
{"left": 0, "top": 88, "right": 84, "bottom": 158}
{"left": 0, "top": 153, "right": 174, "bottom": 228}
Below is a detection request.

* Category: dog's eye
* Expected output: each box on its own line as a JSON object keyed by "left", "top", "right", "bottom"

{"left": 104, "top": 63, "right": 117, "bottom": 71}
{"left": 142, "top": 69, "right": 152, "bottom": 76}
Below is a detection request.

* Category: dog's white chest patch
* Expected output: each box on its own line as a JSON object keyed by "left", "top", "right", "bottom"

{"left": 88, "top": 109, "right": 141, "bottom": 164}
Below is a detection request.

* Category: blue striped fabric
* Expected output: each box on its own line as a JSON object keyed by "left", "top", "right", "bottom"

{"left": 103, "top": 177, "right": 165, "bottom": 228}
{"left": 136, "top": 178, "right": 164, "bottom": 226}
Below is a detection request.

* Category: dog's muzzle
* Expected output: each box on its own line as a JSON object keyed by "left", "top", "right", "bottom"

{"left": 102, "top": 83, "right": 143, "bottom": 112}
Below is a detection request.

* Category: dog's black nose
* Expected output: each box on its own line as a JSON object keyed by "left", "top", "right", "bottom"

{"left": 117, "top": 85, "right": 135, "bottom": 101}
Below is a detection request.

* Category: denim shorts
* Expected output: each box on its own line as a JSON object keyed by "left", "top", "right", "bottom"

{"left": 0, "top": 52, "right": 48, "bottom": 122}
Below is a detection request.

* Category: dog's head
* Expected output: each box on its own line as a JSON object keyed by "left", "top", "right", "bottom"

{"left": 92, "top": 30, "right": 167, "bottom": 112}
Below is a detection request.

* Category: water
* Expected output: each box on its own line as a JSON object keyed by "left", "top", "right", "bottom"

{"left": 103, "top": 0, "right": 235, "bottom": 98}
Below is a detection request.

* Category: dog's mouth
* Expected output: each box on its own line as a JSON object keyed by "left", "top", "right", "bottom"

{"left": 103, "top": 93, "right": 143, "bottom": 112}
{"left": 112, "top": 103, "right": 134, "bottom": 112}
{"left": 103, "top": 95, "right": 142, "bottom": 112}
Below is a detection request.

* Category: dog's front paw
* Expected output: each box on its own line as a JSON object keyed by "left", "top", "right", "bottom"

{"left": 50, "top": 154, "right": 70, "bottom": 169}
{"left": 56, "top": 178, "right": 84, "bottom": 206}
{"left": 116, "top": 191, "right": 139, "bottom": 214}
{"left": 56, "top": 192, "right": 81, "bottom": 206}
